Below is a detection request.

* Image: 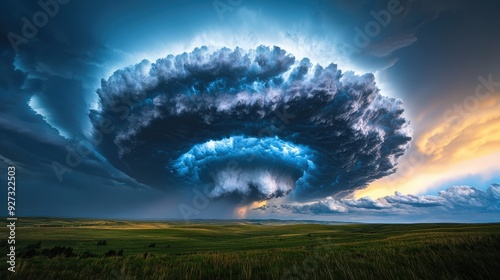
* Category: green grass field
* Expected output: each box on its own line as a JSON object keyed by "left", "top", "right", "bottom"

{"left": 1, "top": 218, "right": 499, "bottom": 279}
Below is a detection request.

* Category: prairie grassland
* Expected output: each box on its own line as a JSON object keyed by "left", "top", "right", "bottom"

{"left": 1, "top": 218, "right": 499, "bottom": 279}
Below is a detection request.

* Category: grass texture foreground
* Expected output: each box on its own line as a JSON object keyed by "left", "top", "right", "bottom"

{"left": 1, "top": 218, "right": 499, "bottom": 279}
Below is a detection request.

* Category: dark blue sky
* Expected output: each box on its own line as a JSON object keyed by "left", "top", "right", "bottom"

{"left": 1, "top": 0, "right": 499, "bottom": 221}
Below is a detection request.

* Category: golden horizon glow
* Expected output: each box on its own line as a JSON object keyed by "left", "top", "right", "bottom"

{"left": 235, "top": 200, "right": 267, "bottom": 218}
{"left": 356, "top": 95, "right": 500, "bottom": 199}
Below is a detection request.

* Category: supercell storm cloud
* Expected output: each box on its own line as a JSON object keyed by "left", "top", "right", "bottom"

{"left": 90, "top": 46, "right": 412, "bottom": 202}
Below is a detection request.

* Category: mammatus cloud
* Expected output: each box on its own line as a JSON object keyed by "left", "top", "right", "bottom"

{"left": 91, "top": 46, "right": 412, "bottom": 202}
{"left": 273, "top": 184, "right": 500, "bottom": 216}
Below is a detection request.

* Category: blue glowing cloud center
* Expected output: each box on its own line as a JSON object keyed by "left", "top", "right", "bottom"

{"left": 174, "top": 136, "right": 315, "bottom": 199}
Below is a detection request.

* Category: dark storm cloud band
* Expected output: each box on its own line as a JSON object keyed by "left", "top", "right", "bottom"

{"left": 92, "top": 46, "right": 412, "bottom": 201}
